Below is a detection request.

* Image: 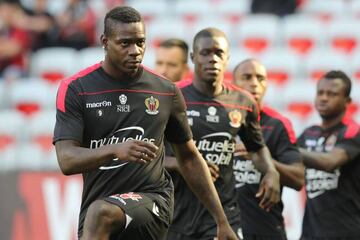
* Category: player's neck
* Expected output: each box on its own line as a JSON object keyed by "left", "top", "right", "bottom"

{"left": 321, "top": 111, "right": 345, "bottom": 130}
{"left": 101, "top": 61, "right": 139, "bottom": 80}
{"left": 193, "top": 77, "right": 223, "bottom": 97}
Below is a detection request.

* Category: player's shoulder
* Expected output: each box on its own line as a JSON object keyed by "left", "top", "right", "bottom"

{"left": 223, "top": 81, "right": 257, "bottom": 104}
{"left": 262, "top": 106, "right": 291, "bottom": 127}
{"left": 262, "top": 106, "right": 297, "bottom": 143}
{"left": 301, "top": 124, "right": 322, "bottom": 137}
{"left": 60, "top": 63, "right": 101, "bottom": 88}
{"left": 341, "top": 117, "right": 360, "bottom": 139}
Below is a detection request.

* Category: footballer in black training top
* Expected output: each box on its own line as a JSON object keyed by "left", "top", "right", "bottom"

{"left": 233, "top": 106, "right": 301, "bottom": 239}
{"left": 54, "top": 63, "right": 192, "bottom": 238}
{"left": 169, "top": 81, "right": 265, "bottom": 238}
{"left": 298, "top": 117, "right": 360, "bottom": 239}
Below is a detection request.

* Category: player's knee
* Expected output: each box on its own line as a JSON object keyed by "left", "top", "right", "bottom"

{"left": 87, "top": 200, "right": 125, "bottom": 230}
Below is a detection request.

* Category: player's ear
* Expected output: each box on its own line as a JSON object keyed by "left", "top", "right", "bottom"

{"left": 190, "top": 52, "right": 194, "bottom": 63}
{"left": 100, "top": 34, "right": 108, "bottom": 50}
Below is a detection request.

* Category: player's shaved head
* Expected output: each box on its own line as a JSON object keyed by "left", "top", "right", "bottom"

{"left": 193, "top": 28, "right": 229, "bottom": 51}
{"left": 233, "top": 58, "right": 263, "bottom": 75}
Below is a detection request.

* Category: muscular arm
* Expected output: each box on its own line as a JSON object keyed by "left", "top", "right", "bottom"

{"left": 272, "top": 161, "right": 304, "bottom": 191}
{"left": 252, "top": 146, "right": 280, "bottom": 211}
{"left": 164, "top": 156, "right": 179, "bottom": 171}
{"left": 171, "top": 140, "right": 235, "bottom": 238}
{"left": 55, "top": 139, "right": 158, "bottom": 175}
{"left": 299, "top": 147, "right": 349, "bottom": 172}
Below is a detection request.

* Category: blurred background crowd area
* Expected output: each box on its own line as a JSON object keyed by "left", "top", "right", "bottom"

{"left": 0, "top": 0, "right": 360, "bottom": 171}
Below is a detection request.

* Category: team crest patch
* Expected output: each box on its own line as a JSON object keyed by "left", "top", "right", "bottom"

{"left": 229, "top": 109, "right": 242, "bottom": 128}
{"left": 145, "top": 96, "right": 159, "bottom": 115}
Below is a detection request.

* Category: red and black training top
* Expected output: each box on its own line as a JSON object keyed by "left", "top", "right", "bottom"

{"left": 169, "top": 82, "right": 265, "bottom": 236}
{"left": 234, "top": 106, "right": 301, "bottom": 238}
{"left": 298, "top": 117, "right": 360, "bottom": 239}
{"left": 53, "top": 63, "right": 192, "bottom": 236}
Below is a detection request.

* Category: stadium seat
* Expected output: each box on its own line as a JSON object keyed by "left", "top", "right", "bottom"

{"left": 349, "top": 49, "right": 360, "bottom": 82}
{"left": 259, "top": 48, "right": 302, "bottom": 85}
{"left": 29, "top": 47, "right": 78, "bottom": 84}
{"left": 262, "top": 84, "right": 283, "bottom": 109}
{"left": 8, "top": 81, "right": 54, "bottom": 116}
{"left": 77, "top": 47, "right": 104, "bottom": 71}
{"left": 146, "top": 17, "right": 188, "bottom": 47}
{"left": 0, "top": 81, "right": 6, "bottom": 109}
{"left": 349, "top": 0, "right": 360, "bottom": 18}
{"left": 299, "top": 0, "right": 347, "bottom": 21}
{"left": 27, "top": 110, "right": 56, "bottom": 152}
{"left": 281, "top": 15, "right": 325, "bottom": 55}
{"left": 216, "top": 0, "right": 251, "bottom": 23}
{"left": 327, "top": 18, "right": 360, "bottom": 54}
{"left": 237, "top": 14, "right": 280, "bottom": 54}
{"left": 0, "top": 145, "right": 17, "bottom": 171}
{"left": 17, "top": 143, "right": 59, "bottom": 170}
{"left": 0, "top": 110, "right": 26, "bottom": 163}
{"left": 142, "top": 49, "right": 156, "bottom": 70}
{"left": 174, "top": 0, "right": 214, "bottom": 23}
{"left": 303, "top": 49, "right": 350, "bottom": 81}
{"left": 282, "top": 82, "right": 317, "bottom": 120}
{"left": 127, "top": 0, "right": 169, "bottom": 22}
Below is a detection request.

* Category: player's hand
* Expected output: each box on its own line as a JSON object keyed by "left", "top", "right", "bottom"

{"left": 112, "top": 140, "right": 158, "bottom": 164}
{"left": 256, "top": 169, "right": 280, "bottom": 211}
{"left": 233, "top": 143, "right": 251, "bottom": 160}
{"left": 207, "top": 162, "right": 220, "bottom": 182}
{"left": 215, "top": 222, "right": 239, "bottom": 240}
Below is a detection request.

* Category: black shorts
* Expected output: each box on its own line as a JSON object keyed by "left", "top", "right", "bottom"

{"left": 167, "top": 220, "right": 243, "bottom": 240}
{"left": 243, "top": 232, "right": 287, "bottom": 240}
{"left": 104, "top": 191, "right": 173, "bottom": 240}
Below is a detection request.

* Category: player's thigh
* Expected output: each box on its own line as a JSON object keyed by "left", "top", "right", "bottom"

{"left": 104, "top": 192, "right": 171, "bottom": 240}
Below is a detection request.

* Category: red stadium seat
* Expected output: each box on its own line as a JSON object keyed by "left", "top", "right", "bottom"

{"left": 327, "top": 18, "right": 360, "bottom": 55}
{"left": 282, "top": 15, "right": 325, "bottom": 56}
{"left": 237, "top": 14, "right": 280, "bottom": 54}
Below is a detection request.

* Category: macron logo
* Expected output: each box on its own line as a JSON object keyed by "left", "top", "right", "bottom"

{"left": 86, "top": 101, "right": 112, "bottom": 109}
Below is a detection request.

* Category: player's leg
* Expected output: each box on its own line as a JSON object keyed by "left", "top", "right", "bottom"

{"left": 81, "top": 199, "right": 125, "bottom": 240}
{"left": 103, "top": 192, "right": 172, "bottom": 240}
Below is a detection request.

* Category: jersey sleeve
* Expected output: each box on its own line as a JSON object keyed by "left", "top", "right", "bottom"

{"left": 53, "top": 83, "right": 84, "bottom": 144}
{"left": 238, "top": 104, "right": 265, "bottom": 152}
{"left": 335, "top": 130, "right": 360, "bottom": 161}
{"left": 273, "top": 121, "right": 301, "bottom": 164}
{"left": 164, "top": 85, "right": 192, "bottom": 144}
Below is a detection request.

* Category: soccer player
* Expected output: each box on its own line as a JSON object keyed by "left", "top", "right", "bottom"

{"left": 297, "top": 70, "right": 360, "bottom": 240}
{"left": 53, "top": 6, "right": 237, "bottom": 240}
{"left": 166, "top": 28, "right": 280, "bottom": 240}
{"left": 233, "top": 59, "right": 304, "bottom": 240}
{"left": 155, "top": 38, "right": 190, "bottom": 83}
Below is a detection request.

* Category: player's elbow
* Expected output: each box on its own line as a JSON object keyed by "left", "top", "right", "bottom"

{"left": 58, "top": 160, "right": 75, "bottom": 175}
{"left": 56, "top": 154, "right": 77, "bottom": 176}
{"left": 293, "top": 177, "right": 305, "bottom": 191}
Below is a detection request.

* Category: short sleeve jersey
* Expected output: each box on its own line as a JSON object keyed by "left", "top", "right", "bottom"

{"left": 169, "top": 82, "right": 265, "bottom": 236}
{"left": 297, "top": 117, "right": 360, "bottom": 238}
{"left": 233, "top": 106, "right": 301, "bottom": 236}
{"left": 53, "top": 63, "right": 192, "bottom": 235}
